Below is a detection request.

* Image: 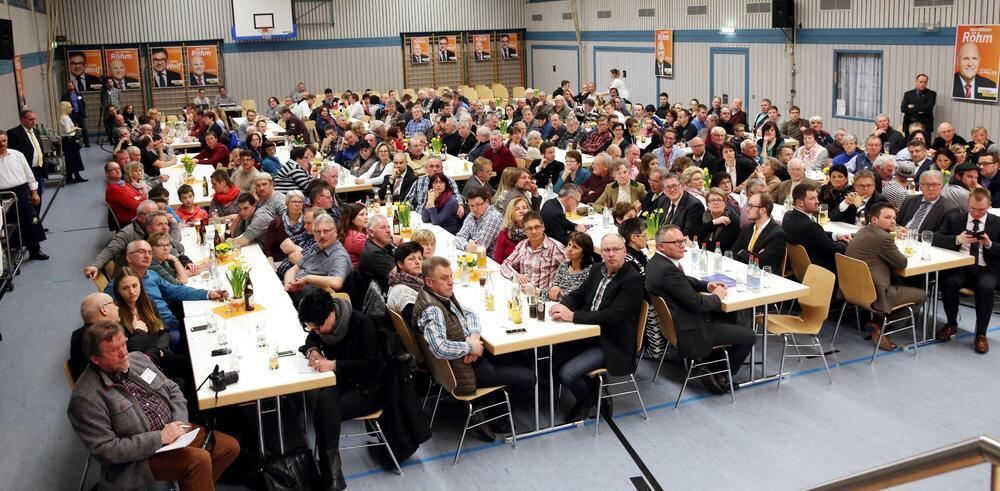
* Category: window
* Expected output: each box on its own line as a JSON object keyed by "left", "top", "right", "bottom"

{"left": 820, "top": 0, "right": 851, "bottom": 9}
{"left": 8, "top": 0, "right": 29, "bottom": 8}
{"left": 33, "top": 0, "right": 45, "bottom": 12}
{"left": 746, "top": 2, "right": 771, "bottom": 14}
{"left": 833, "top": 51, "right": 882, "bottom": 121}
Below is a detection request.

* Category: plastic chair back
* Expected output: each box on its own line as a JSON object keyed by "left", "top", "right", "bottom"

{"left": 798, "top": 265, "right": 836, "bottom": 329}
{"left": 388, "top": 309, "right": 424, "bottom": 365}
{"left": 649, "top": 295, "right": 680, "bottom": 347}
{"left": 786, "top": 243, "right": 811, "bottom": 282}
{"left": 834, "top": 253, "right": 878, "bottom": 312}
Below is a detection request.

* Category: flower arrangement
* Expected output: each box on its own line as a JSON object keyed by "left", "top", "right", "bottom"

{"left": 396, "top": 202, "right": 411, "bottom": 228}
{"left": 430, "top": 136, "right": 443, "bottom": 155}
{"left": 225, "top": 259, "right": 251, "bottom": 299}
{"left": 494, "top": 97, "right": 502, "bottom": 107}
{"left": 823, "top": 166, "right": 831, "bottom": 175}
{"left": 941, "top": 169, "right": 952, "bottom": 185}
{"left": 498, "top": 119, "right": 510, "bottom": 135}
{"left": 180, "top": 155, "right": 196, "bottom": 177}
{"left": 640, "top": 208, "right": 665, "bottom": 240}
{"left": 215, "top": 239, "right": 233, "bottom": 260}
{"left": 294, "top": 134, "right": 305, "bottom": 146}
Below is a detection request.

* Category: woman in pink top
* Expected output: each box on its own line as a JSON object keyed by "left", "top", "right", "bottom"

{"left": 338, "top": 203, "right": 369, "bottom": 266}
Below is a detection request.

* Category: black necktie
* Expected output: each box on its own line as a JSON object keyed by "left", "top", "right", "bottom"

{"left": 971, "top": 219, "right": 981, "bottom": 264}
{"left": 76, "top": 76, "right": 85, "bottom": 92}
{"left": 158, "top": 72, "right": 166, "bottom": 87}
{"left": 666, "top": 202, "right": 676, "bottom": 223}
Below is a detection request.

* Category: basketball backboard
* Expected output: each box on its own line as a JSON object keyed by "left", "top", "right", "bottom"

{"left": 231, "top": 0, "right": 296, "bottom": 41}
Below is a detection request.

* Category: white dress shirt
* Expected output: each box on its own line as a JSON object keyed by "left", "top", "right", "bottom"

{"left": 0, "top": 149, "right": 38, "bottom": 191}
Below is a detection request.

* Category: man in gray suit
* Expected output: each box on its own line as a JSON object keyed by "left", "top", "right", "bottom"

{"left": 846, "top": 202, "right": 927, "bottom": 351}
{"left": 462, "top": 157, "right": 494, "bottom": 201}
{"left": 771, "top": 158, "right": 819, "bottom": 205}
{"left": 896, "top": 170, "right": 955, "bottom": 235}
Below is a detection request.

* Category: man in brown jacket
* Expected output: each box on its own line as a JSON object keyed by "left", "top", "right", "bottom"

{"left": 67, "top": 321, "right": 239, "bottom": 490}
{"left": 846, "top": 202, "right": 927, "bottom": 350}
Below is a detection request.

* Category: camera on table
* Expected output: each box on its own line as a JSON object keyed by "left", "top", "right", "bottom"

{"left": 209, "top": 366, "right": 239, "bottom": 392}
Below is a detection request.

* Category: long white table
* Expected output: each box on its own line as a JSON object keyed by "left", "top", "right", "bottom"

{"left": 163, "top": 163, "right": 216, "bottom": 207}
{"left": 180, "top": 229, "right": 336, "bottom": 454}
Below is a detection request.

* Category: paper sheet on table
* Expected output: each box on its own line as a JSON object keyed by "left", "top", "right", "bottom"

{"left": 156, "top": 428, "right": 199, "bottom": 453}
{"left": 699, "top": 273, "right": 739, "bottom": 288}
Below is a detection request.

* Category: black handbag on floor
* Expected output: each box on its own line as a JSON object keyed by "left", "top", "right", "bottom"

{"left": 261, "top": 447, "right": 320, "bottom": 491}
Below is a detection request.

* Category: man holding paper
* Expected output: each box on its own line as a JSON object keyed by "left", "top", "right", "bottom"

{"left": 67, "top": 320, "right": 239, "bottom": 490}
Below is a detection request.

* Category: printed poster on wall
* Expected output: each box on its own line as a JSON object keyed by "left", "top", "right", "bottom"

{"left": 104, "top": 48, "right": 141, "bottom": 91}
{"left": 13, "top": 55, "right": 26, "bottom": 111}
{"left": 66, "top": 49, "right": 104, "bottom": 92}
{"left": 472, "top": 34, "right": 492, "bottom": 62}
{"left": 435, "top": 36, "right": 457, "bottom": 63}
{"left": 186, "top": 45, "right": 220, "bottom": 86}
{"left": 952, "top": 25, "right": 999, "bottom": 102}
{"left": 150, "top": 46, "right": 185, "bottom": 88}
{"left": 499, "top": 33, "right": 518, "bottom": 60}
{"left": 410, "top": 37, "right": 430, "bottom": 65}
{"left": 655, "top": 30, "right": 674, "bottom": 79}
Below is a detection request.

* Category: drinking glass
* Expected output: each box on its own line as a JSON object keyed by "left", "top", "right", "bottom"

{"left": 206, "top": 315, "right": 218, "bottom": 334}
{"left": 818, "top": 204, "right": 829, "bottom": 224}
{"left": 921, "top": 230, "right": 933, "bottom": 261}
{"left": 256, "top": 324, "right": 267, "bottom": 349}
{"left": 762, "top": 266, "right": 773, "bottom": 288}
{"left": 217, "top": 328, "right": 228, "bottom": 348}
{"left": 723, "top": 251, "right": 734, "bottom": 272}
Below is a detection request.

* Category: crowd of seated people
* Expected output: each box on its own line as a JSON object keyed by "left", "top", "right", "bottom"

{"left": 66, "top": 73, "right": 1000, "bottom": 489}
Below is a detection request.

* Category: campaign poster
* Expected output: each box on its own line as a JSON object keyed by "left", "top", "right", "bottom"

{"left": 472, "top": 34, "right": 492, "bottom": 62}
{"left": 104, "top": 48, "right": 142, "bottom": 90}
{"left": 150, "top": 46, "right": 186, "bottom": 88}
{"left": 14, "top": 55, "right": 26, "bottom": 110}
{"left": 498, "top": 33, "right": 518, "bottom": 60}
{"left": 952, "top": 25, "right": 999, "bottom": 102}
{"left": 66, "top": 48, "right": 104, "bottom": 92}
{"left": 410, "top": 37, "right": 430, "bottom": 65}
{"left": 186, "top": 45, "right": 220, "bottom": 86}
{"left": 655, "top": 30, "right": 674, "bottom": 79}
{"left": 435, "top": 35, "right": 458, "bottom": 63}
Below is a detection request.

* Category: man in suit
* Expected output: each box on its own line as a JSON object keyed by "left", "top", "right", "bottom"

{"left": 663, "top": 172, "right": 704, "bottom": 239}
{"left": 61, "top": 81, "right": 89, "bottom": 147}
{"left": 687, "top": 137, "right": 720, "bottom": 170}
{"left": 107, "top": 58, "right": 139, "bottom": 90}
{"left": 410, "top": 42, "right": 429, "bottom": 64}
{"left": 462, "top": 157, "right": 494, "bottom": 201}
{"left": 846, "top": 202, "right": 927, "bottom": 351}
{"left": 187, "top": 56, "right": 217, "bottom": 86}
{"left": 654, "top": 43, "right": 672, "bottom": 77}
{"left": 150, "top": 48, "right": 183, "bottom": 88}
{"left": 977, "top": 152, "right": 1000, "bottom": 207}
{"left": 472, "top": 39, "right": 490, "bottom": 61}
{"left": 436, "top": 37, "right": 456, "bottom": 62}
{"left": 900, "top": 74, "right": 935, "bottom": 135}
{"left": 781, "top": 183, "right": 851, "bottom": 273}
{"left": 550, "top": 234, "right": 644, "bottom": 422}
{"left": 772, "top": 159, "right": 818, "bottom": 205}
{"left": 896, "top": 170, "right": 956, "bottom": 235}
{"left": 952, "top": 42, "right": 998, "bottom": 102}
{"left": 67, "top": 51, "right": 102, "bottom": 92}
{"left": 7, "top": 110, "right": 47, "bottom": 197}
{"left": 639, "top": 167, "right": 668, "bottom": 214}
{"left": 733, "top": 192, "right": 786, "bottom": 273}
{"left": 499, "top": 35, "right": 517, "bottom": 59}
{"left": 933, "top": 189, "right": 1000, "bottom": 353}
{"left": 541, "top": 184, "right": 586, "bottom": 245}
{"left": 830, "top": 170, "right": 887, "bottom": 225}
{"left": 647, "top": 225, "right": 755, "bottom": 392}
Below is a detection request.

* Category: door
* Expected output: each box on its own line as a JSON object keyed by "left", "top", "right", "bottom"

{"left": 530, "top": 46, "right": 579, "bottom": 94}
{"left": 710, "top": 48, "right": 748, "bottom": 107}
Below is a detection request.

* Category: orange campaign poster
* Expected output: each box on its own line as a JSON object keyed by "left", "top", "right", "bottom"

{"left": 472, "top": 34, "right": 492, "bottom": 62}
{"left": 410, "top": 37, "right": 430, "bottom": 65}
{"left": 104, "top": 48, "right": 141, "bottom": 91}
{"left": 14, "top": 55, "right": 26, "bottom": 110}
{"left": 66, "top": 48, "right": 104, "bottom": 92}
{"left": 655, "top": 30, "right": 674, "bottom": 79}
{"left": 952, "top": 25, "right": 999, "bottom": 102}
{"left": 150, "top": 46, "right": 185, "bottom": 88}
{"left": 435, "top": 36, "right": 458, "bottom": 63}
{"left": 186, "top": 45, "right": 220, "bottom": 86}
{"left": 499, "top": 33, "right": 518, "bottom": 60}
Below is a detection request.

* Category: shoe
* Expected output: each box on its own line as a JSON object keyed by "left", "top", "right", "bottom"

{"left": 563, "top": 403, "right": 591, "bottom": 424}
{"left": 29, "top": 250, "right": 49, "bottom": 260}
{"left": 65, "top": 177, "right": 78, "bottom": 184}
{"left": 694, "top": 366, "right": 727, "bottom": 395}
{"left": 936, "top": 323, "right": 958, "bottom": 342}
{"left": 319, "top": 449, "right": 346, "bottom": 491}
{"left": 870, "top": 325, "right": 897, "bottom": 351}
{"left": 84, "top": 143, "right": 91, "bottom": 148}
{"left": 468, "top": 411, "right": 496, "bottom": 442}
{"left": 491, "top": 414, "right": 512, "bottom": 435}
{"left": 75, "top": 176, "right": 89, "bottom": 183}
{"left": 599, "top": 396, "right": 614, "bottom": 418}
{"left": 714, "top": 373, "right": 732, "bottom": 393}
{"left": 975, "top": 335, "right": 989, "bottom": 354}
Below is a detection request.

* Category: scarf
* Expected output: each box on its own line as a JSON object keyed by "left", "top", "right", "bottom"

{"left": 213, "top": 185, "right": 239, "bottom": 206}
{"left": 508, "top": 227, "right": 526, "bottom": 242}
{"left": 281, "top": 211, "right": 304, "bottom": 238}
{"left": 316, "top": 297, "right": 352, "bottom": 345}
{"left": 434, "top": 188, "right": 454, "bottom": 210}
{"left": 389, "top": 270, "right": 424, "bottom": 290}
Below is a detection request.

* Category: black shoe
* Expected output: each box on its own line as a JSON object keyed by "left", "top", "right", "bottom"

{"left": 694, "top": 366, "right": 727, "bottom": 394}
{"left": 29, "top": 250, "right": 49, "bottom": 261}
{"left": 75, "top": 176, "right": 89, "bottom": 183}
{"left": 563, "top": 403, "right": 591, "bottom": 424}
{"left": 84, "top": 143, "right": 91, "bottom": 148}
{"left": 714, "top": 373, "right": 732, "bottom": 393}
{"left": 319, "top": 449, "right": 346, "bottom": 491}
{"left": 468, "top": 411, "right": 496, "bottom": 442}
{"left": 65, "top": 177, "right": 78, "bottom": 184}
{"left": 491, "top": 414, "right": 512, "bottom": 435}
{"left": 598, "top": 396, "right": 614, "bottom": 418}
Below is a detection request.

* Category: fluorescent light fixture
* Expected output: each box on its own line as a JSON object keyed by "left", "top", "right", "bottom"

{"left": 720, "top": 26, "right": 736, "bottom": 34}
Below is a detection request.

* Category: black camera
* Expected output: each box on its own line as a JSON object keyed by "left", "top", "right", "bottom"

{"left": 209, "top": 366, "right": 239, "bottom": 392}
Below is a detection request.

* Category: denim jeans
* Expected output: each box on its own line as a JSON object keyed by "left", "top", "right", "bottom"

{"left": 557, "top": 345, "right": 604, "bottom": 409}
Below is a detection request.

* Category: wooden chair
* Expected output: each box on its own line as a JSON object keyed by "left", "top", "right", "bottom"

{"left": 515, "top": 158, "right": 528, "bottom": 169}
{"left": 437, "top": 86, "right": 450, "bottom": 95}
{"left": 476, "top": 86, "right": 494, "bottom": 101}
{"left": 92, "top": 274, "right": 109, "bottom": 292}
{"left": 492, "top": 84, "right": 509, "bottom": 101}
{"left": 339, "top": 409, "right": 402, "bottom": 476}
{"left": 388, "top": 309, "right": 439, "bottom": 407}
{"left": 649, "top": 295, "right": 736, "bottom": 409}
{"left": 416, "top": 335, "right": 516, "bottom": 463}
{"left": 64, "top": 361, "right": 92, "bottom": 491}
{"left": 785, "top": 244, "right": 810, "bottom": 283}
{"left": 464, "top": 89, "right": 479, "bottom": 102}
{"left": 589, "top": 301, "right": 650, "bottom": 436}
{"left": 241, "top": 99, "right": 258, "bottom": 112}
{"left": 833, "top": 254, "right": 918, "bottom": 363}
{"left": 323, "top": 289, "right": 352, "bottom": 304}
{"left": 511, "top": 86, "right": 526, "bottom": 99}
{"left": 761, "top": 265, "right": 836, "bottom": 390}
{"left": 402, "top": 88, "right": 416, "bottom": 100}
{"left": 105, "top": 203, "right": 121, "bottom": 232}
{"left": 304, "top": 120, "right": 319, "bottom": 144}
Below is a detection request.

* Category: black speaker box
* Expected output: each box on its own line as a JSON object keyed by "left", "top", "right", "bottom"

{"left": 0, "top": 19, "right": 13, "bottom": 60}
{"left": 772, "top": 0, "right": 795, "bottom": 29}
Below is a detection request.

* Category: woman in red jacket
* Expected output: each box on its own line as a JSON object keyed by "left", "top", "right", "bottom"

{"left": 195, "top": 132, "right": 230, "bottom": 169}
{"left": 492, "top": 196, "right": 530, "bottom": 263}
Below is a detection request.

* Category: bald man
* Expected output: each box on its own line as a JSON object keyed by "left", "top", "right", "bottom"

{"left": 952, "top": 42, "right": 998, "bottom": 101}
{"left": 69, "top": 292, "right": 122, "bottom": 379}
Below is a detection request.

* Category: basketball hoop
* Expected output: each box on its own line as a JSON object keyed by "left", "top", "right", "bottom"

{"left": 260, "top": 28, "right": 272, "bottom": 40}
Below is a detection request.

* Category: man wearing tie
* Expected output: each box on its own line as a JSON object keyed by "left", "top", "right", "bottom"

{"left": 500, "top": 35, "right": 517, "bottom": 59}
{"left": 188, "top": 56, "right": 216, "bottom": 86}
{"left": 732, "top": 192, "right": 786, "bottom": 273}
{"left": 150, "top": 48, "right": 183, "bottom": 88}
{"left": 7, "top": 110, "right": 47, "bottom": 197}
{"left": 952, "top": 42, "right": 998, "bottom": 102}
{"left": 436, "top": 37, "right": 456, "bottom": 62}
{"left": 662, "top": 172, "right": 704, "bottom": 239}
{"left": 61, "top": 81, "right": 89, "bottom": 147}
{"left": 67, "top": 51, "right": 102, "bottom": 92}
{"left": 933, "top": 189, "right": 1000, "bottom": 353}
{"left": 473, "top": 40, "right": 490, "bottom": 61}
{"left": 896, "top": 170, "right": 956, "bottom": 235}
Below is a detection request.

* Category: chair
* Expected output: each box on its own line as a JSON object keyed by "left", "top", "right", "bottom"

{"left": 416, "top": 335, "right": 516, "bottom": 464}
{"left": 492, "top": 84, "right": 509, "bottom": 101}
{"left": 438, "top": 86, "right": 450, "bottom": 95}
{"left": 515, "top": 158, "right": 528, "bottom": 169}
{"left": 102, "top": 260, "right": 116, "bottom": 281}
{"left": 464, "top": 90, "right": 480, "bottom": 102}
{"left": 241, "top": 99, "right": 258, "bottom": 112}
{"left": 339, "top": 409, "right": 402, "bottom": 476}
{"left": 649, "top": 295, "right": 736, "bottom": 409}
{"left": 105, "top": 203, "right": 121, "bottom": 232}
{"left": 589, "top": 301, "right": 650, "bottom": 436}
{"left": 785, "top": 244, "right": 810, "bottom": 283}
{"left": 402, "top": 88, "right": 416, "bottom": 100}
{"left": 512, "top": 86, "right": 526, "bottom": 99}
{"left": 833, "top": 254, "right": 918, "bottom": 363}
{"left": 388, "top": 309, "right": 439, "bottom": 407}
{"left": 304, "top": 120, "right": 319, "bottom": 143}
{"left": 323, "top": 289, "right": 352, "bottom": 304}
{"left": 165, "top": 115, "right": 179, "bottom": 124}
{"left": 761, "top": 265, "right": 836, "bottom": 390}
{"left": 92, "top": 274, "right": 109, "bottom": 292}
{"left": 476, "top": 86, "right": 494, "bottom": 101}
{"left": 65, "top": 361, "right": 91, "bottom": 491}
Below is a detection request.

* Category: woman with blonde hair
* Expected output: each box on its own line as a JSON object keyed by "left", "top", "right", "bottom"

{"left": 124, "top": 161, "right": 151, "bottom": 195}
{"left": 681, "top": 166, "right": 706, "bottom": 205}
{"left": 410, "top": 228, "right": 437, "bottom": 257}
{"left": 59, "top": 100, "right": 87, "bottom": 183}
{"left": 493, "top": 196, "right": 531, "bottom": 263}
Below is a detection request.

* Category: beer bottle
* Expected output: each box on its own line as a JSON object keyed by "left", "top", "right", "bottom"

{"left": 244, "top": 276, "right": 255, "bottom": 311}
{"left": 202, "top": 176, "right": 210, "bottom": 196}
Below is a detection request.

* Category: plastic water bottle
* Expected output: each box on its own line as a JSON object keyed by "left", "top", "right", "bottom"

{"left": 689, "top": 239, "right": 701, "bottom": 273}
{"left": 699, "top": 243, "right": 709, "bottom": 274}
{"left": 602, "top": 206, "right": 610, "bottom": 227}
{"left": 748, "top": 256, "right": 761, "bottom": 293}
{"left": 713, "top": 242, "right": 723, "bottom": 272}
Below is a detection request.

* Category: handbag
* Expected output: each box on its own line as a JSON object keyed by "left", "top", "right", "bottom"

{"left": 260, "top": 447, "right": 320, "bottom": 491}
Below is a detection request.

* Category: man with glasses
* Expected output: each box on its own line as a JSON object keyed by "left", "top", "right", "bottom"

{"left": 455, "top": 188, "right": 503, "bottom": 257}
{"left": 832, "top": 170, "right": 887, "bottom": 225}
{"left": 896, "top": 170, "right": 956, "bottom": 236}
{"left": 646, "top": 225, "right": 754, "bottom": 393}
{"left": 977, "top": 152, "right": 1000, "bottom": 207}
{"left": 85, "top": 205, "right": 190, "bottom": 279}
{"left": 500, "top": 212, "right": 566, "bottom": 291}
{"left": 733, "top": 192, "right": 786, "bottom": 272}
{"left": 541, "top": 184, "right": 587, "bottom": 245}
{"left": 284, "top": 212, "right": 351, "bottom": 296}
{"left": 662, "top": 172, "right": 704, "bottom": 239}
{"left": 67, "top": 51, "right": 102, "bottom": 92}
{"left": 687, "top": 137, "right": 719, "bottom": 170}
{"left": 150, "top": 48, "right": 182, "bottom": 88}
{"left": 933, "top": 188, "right": 1000, "bottom": 353}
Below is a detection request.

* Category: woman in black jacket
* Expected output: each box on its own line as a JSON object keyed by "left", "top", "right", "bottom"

{"left": 696, "top": 188, "right": 741, "bottom": 253}
{"left": 299, "top": 290, "right": 385, "bottom": 490}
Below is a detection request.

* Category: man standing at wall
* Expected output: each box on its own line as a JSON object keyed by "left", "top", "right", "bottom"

{"left": 900, "top": 74, "right": 936, "bottom": 136}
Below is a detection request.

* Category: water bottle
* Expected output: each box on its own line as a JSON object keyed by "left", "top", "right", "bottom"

{"left": 748, "top": 256, "right": 761, "bottom": 293}
{"left": 713, "top": 242, "right": 723, "bottom": 272}
{"left": 602, "top": 206, "right": 610, "bottom": 227}
{"left": 784, "top": 195, "right": 793, "bottom": 210}
{"left": 699, "top": 243, "right": 709, "bottom": 273}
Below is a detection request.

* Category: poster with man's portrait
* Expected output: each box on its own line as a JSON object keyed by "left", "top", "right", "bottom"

{"left": 472, "top": 34, "right": 491, "bottom": 62}
{"left": 65, "top": 49, "right": 104, "bottom": 92}
{"left": 104, "top": 48, "right": 141, "bottom": 90}
{"left": 655, "top": 30, "right": 673, "bottom": 79}
{"left": 186, "top": 45, "right": 220, "bottom": 86}
{"left": 499, "top": 33, "right": 518, "bottom": 59}
{"left": 150, "top": 46, "right": 185, "bottom": 88}
{"left": 436, "top": 36, "right": 457, "bottom": 63}
{"left": 952, "top": 25, "right": 999, "bottom": 102}
{"left": 410, "top": 37, "right": 430, "bottom": 65}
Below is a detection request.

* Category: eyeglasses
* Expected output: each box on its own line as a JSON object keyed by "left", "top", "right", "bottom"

{"left": 524, "top": 225, "right": 544, "bottom": 231}
{"left": 101, "top": 301, "right": 115, "bottom": 309}
{"left": 663, "top": 184, "right": 681, "bottom": 190}
{"left": 707, "top": 198, "right": 726, "bottom": 203}
{"left": 657, "top": 239, "right": 687, "bottom": 246}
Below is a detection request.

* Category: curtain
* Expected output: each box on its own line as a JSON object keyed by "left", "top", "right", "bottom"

{"left": 836, "top": 53, "right": 881, "bottom": 120}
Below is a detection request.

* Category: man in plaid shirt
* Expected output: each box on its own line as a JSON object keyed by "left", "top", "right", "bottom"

{"left": 500, "top": 211, "right": 566, "bottom": 290}
{"left": 405, "top": 157, "right": 465, "bottom": 213}
{"left": 454, "top": 188, "right": 503, "bottom": 256}
{"left": 404, "top": 105, "right": 433, "bottom": 138}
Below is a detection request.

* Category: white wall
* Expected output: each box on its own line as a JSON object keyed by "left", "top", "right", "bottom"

{"left": 1, "top": 4, "right": 51, "bottom": 129}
